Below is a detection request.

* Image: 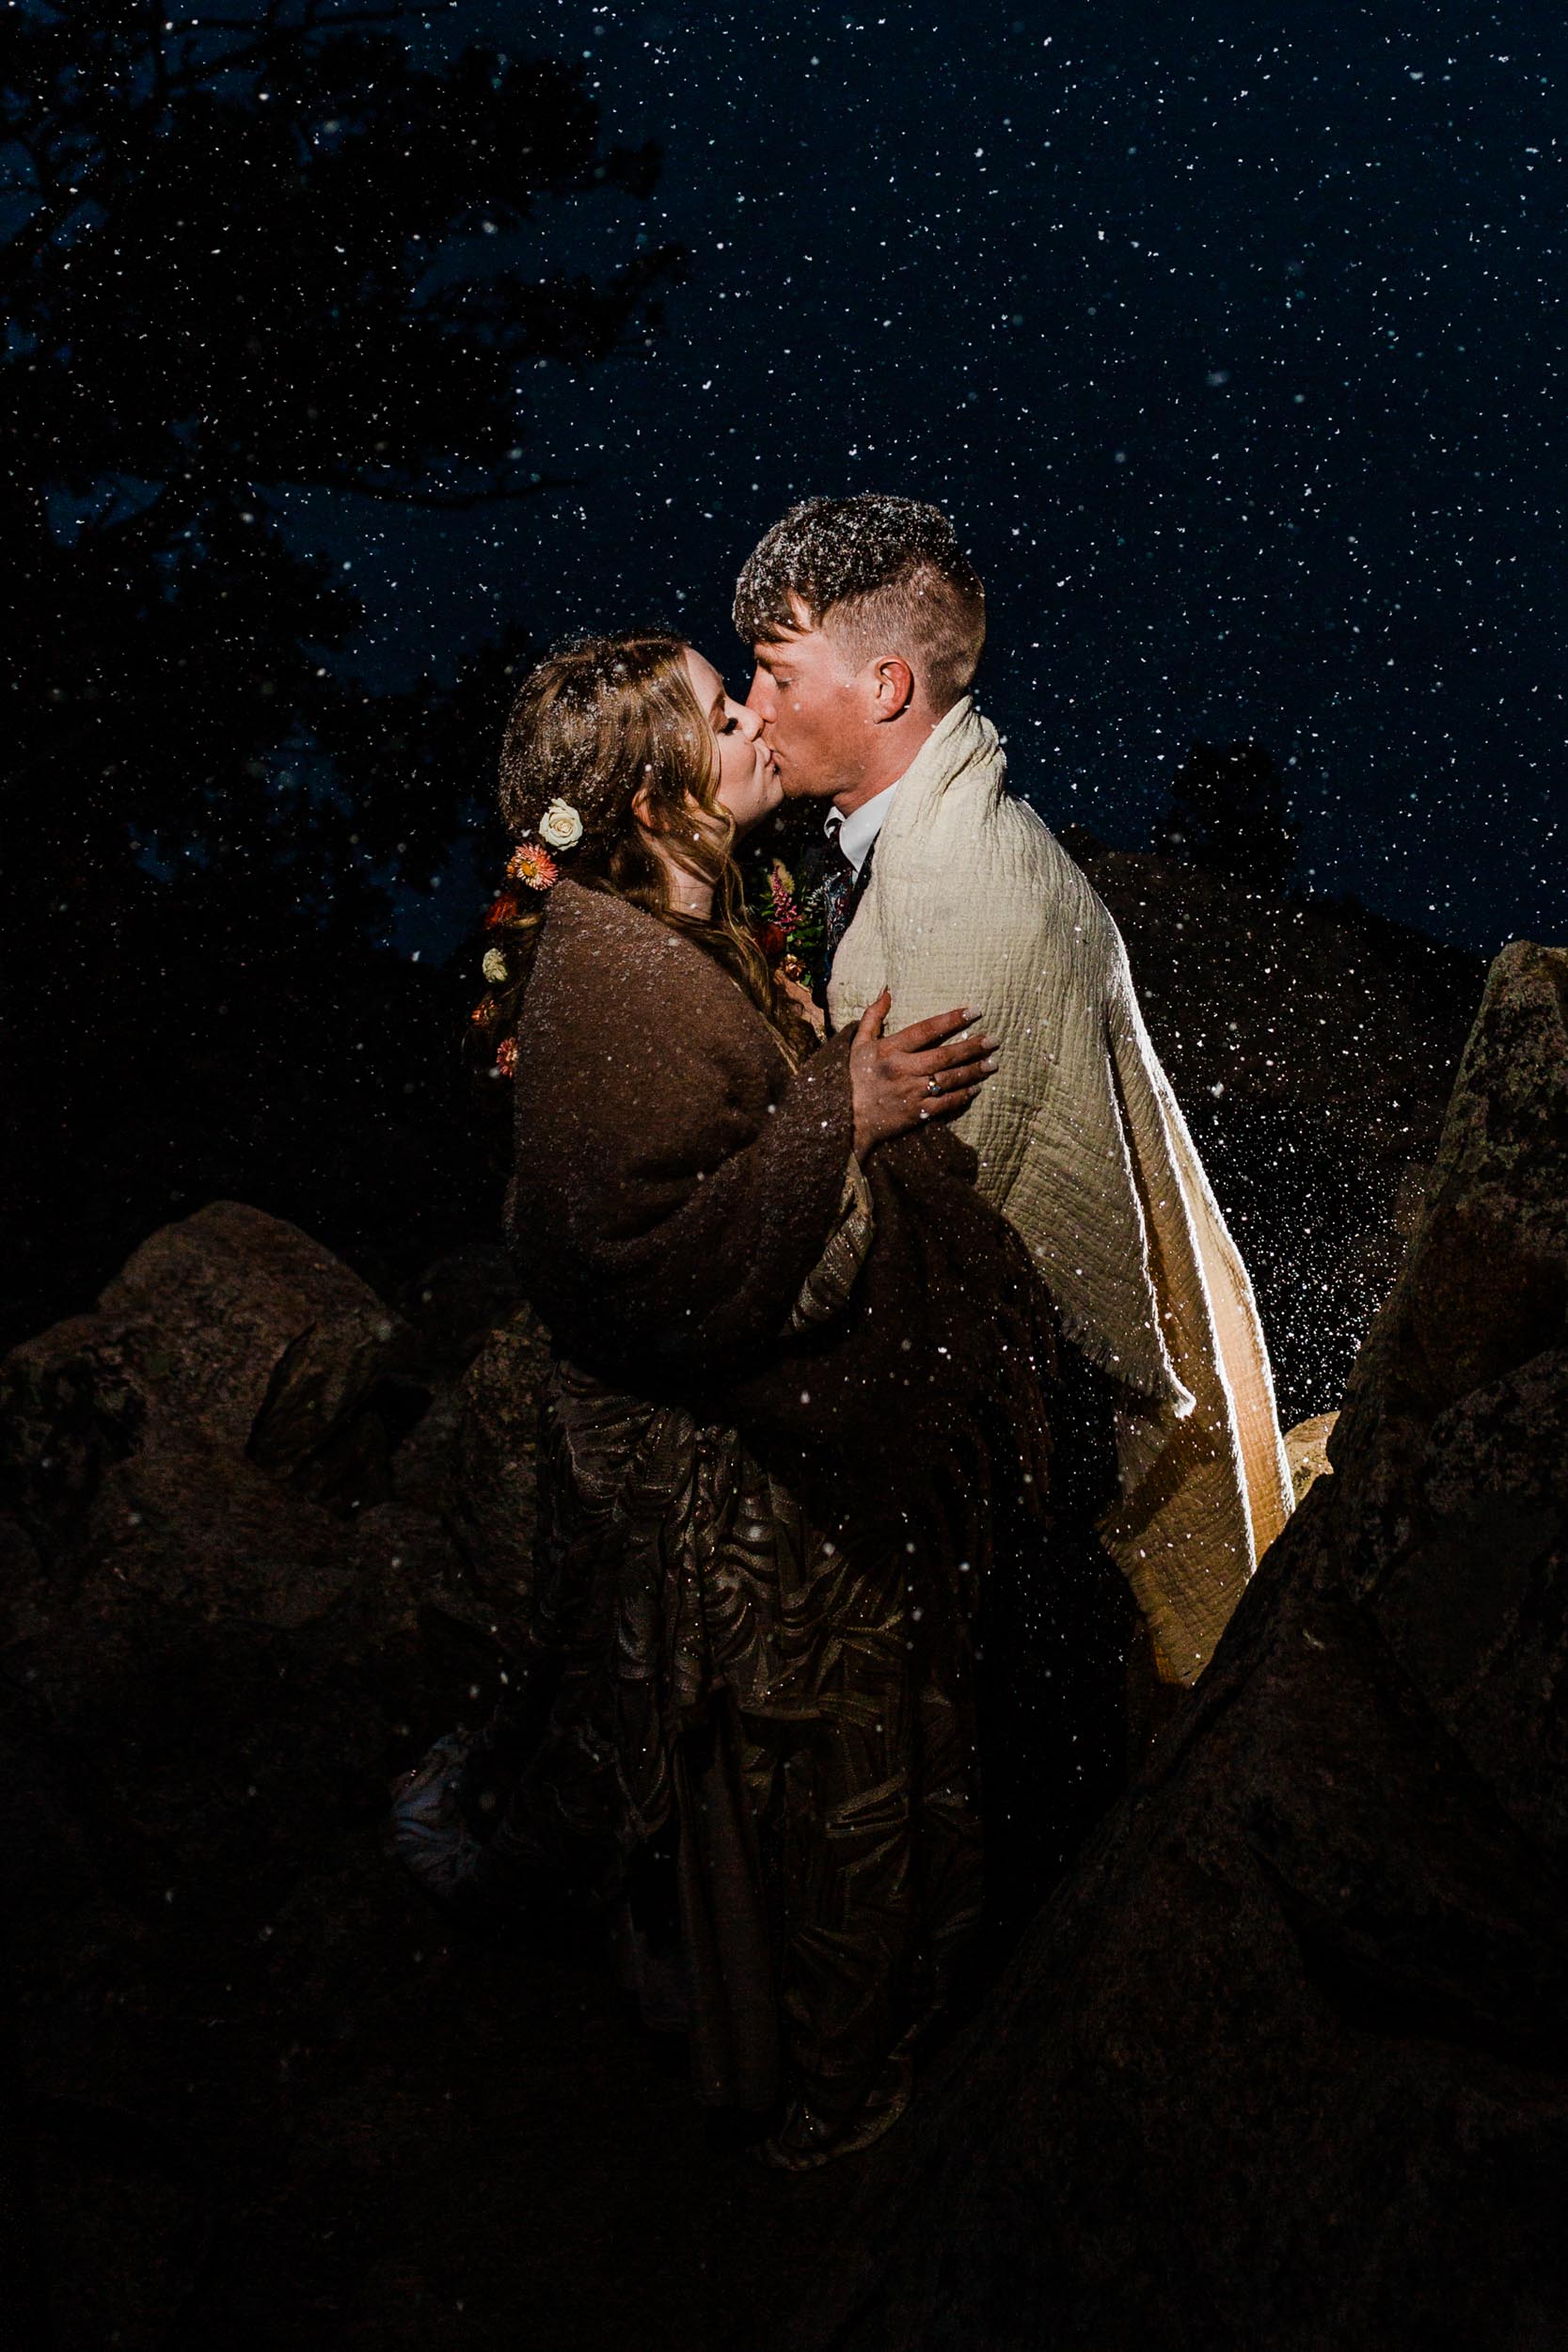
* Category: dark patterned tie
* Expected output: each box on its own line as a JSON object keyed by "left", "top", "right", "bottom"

{"left": 815, "top": 821, "right": 875, "bottom": 1009}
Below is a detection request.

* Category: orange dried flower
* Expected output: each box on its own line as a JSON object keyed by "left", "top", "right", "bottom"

{"left": 506, "top": 841, "right": 559, "bottom": 892}
{"left": 495, "top": 1035, "right": 518, "bottom": 1078}
{"left": 483, "top": 888, "right": 522, "bottom": 929}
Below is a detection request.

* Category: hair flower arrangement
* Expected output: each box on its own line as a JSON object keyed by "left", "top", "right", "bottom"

{"left": 506, "top": 840, "right": 559, "bottom": 891}
{"left": 481, "top": 946, "right": 510, "bottom": 985}
{"left": 538, "top": 797, "right": 583, "bottom": 850}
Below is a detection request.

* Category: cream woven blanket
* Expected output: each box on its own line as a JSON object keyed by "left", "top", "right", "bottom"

{"left": 829, "top": 697, "right": 1293, "bottom": 1681}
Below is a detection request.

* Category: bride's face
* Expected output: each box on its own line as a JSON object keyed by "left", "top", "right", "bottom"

{"left": 683, "top": 645, "right": 781, "bottom": 835}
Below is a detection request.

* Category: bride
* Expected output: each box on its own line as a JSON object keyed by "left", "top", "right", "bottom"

{"left": 395, "top": 628, "right": 1078, "bottom": 2169}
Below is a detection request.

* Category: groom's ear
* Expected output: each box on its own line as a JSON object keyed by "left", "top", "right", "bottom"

{"left": 867, "top": 654, "right": 915, "bottom": 721}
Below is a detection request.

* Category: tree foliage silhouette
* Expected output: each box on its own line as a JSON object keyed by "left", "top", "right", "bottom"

{"left": 1152, "top": 739, "right": 1300, "bottom": 898}
{"left": 0, "top": 0, "right": 683, "bottom": 1343}
{"left": 3, "top": 0, "right": 680, "bottom": 914}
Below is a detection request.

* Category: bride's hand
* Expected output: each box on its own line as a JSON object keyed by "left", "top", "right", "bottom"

{"left": 779, "top": 970, "right": 826, "bottom": 1036}
{"left": 849, "top": 990, "right": 999, "bottom": 1158}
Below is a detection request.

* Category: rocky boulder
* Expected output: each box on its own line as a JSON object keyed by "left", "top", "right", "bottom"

{"left": 1282, "top": 1409, "right": 1337, "bottom": 1502}
{"left": 0, "top": 1196, "right": 489, "bottom": 1840}
{"left": 1, "top": 1200, "right": 431, "bottom": 1572}
{"left": 0, "top": 1206, "right": 498, "bottom": 2343}
{"left": 0, "top": 1211, "right": 850, "bottom": 2348}
{"left": 782, "top": 940, "right": 1568, "bottom": 2352}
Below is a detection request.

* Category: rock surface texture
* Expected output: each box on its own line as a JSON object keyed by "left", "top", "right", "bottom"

{"left": 781, "top": 941, "right": 1568, "bottom": 2352}
{"left": 0, "top": 1202, "right": 839, "bottom": 2348}
{"left": 1282, "top": 1409, "right": 1338, "bottom": 1502}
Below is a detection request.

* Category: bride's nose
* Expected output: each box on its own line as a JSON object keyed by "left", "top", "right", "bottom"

{"left": 735, "top": 701, "right": 763, "bottom": 740}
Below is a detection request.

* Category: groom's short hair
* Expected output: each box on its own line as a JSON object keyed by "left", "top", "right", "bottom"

{"left": 734, "top": 494, "right": 986, "bottom": 713}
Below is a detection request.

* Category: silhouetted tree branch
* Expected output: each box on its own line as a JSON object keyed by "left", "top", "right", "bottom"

{"left": 3, "top": 0, "right": 682, "bottom": 898}
{"left": 0, "top": 0, "right": 685, "bottom": 1347}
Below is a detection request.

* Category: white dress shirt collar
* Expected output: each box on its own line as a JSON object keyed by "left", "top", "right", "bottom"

{"left": 826, "top": 776, "right": 901, "bottom": 877}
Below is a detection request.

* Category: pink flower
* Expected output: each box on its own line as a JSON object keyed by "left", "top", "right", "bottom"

{"left": 768, "top": 860, "right": 800, "bottom": 928}
{"left": 506, "top": 841, "right": 560, "bottom": 892}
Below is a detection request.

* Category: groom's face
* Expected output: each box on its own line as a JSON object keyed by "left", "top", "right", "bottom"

{"left": 744, "top": 600, "right": 867, "bottom": 803}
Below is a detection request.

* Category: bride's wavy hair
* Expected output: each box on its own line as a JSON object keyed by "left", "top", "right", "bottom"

{"left": 473, "top": 630, "right": 788, "bottom": 1064}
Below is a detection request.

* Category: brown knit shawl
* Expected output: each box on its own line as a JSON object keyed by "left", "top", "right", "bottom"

{"left": 505, "top": 882, "right": 1065, "bottom": 1570}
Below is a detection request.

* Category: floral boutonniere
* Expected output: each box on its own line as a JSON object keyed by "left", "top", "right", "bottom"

{"left": 748, "top": 852, "right": 825, "bottom": 986}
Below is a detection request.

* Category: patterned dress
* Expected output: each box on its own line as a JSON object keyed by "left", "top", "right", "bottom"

{"left": 392, "top": 882, "right": 1110, "bottom": 2169}
{"left": 466, "top": 1174, "right": 985, "bottom": 2168}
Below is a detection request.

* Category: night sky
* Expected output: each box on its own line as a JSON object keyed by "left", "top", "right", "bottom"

{"left": 339, "top": 0, "right": 1565, "bottom": 959}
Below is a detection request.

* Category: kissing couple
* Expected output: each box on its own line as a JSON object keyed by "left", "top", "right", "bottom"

{"left": 393, "top": 493, "right": 1293, "bottom": 2169}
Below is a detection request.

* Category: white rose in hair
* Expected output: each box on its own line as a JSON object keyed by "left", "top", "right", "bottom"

{"left": 482, "top": 947, "right": 510, "bottom": 984}
{"left": 538, "top": 798, "right": 583, "bottom": 850}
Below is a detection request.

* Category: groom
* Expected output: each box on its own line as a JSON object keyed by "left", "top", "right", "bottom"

{"left": 736, "top": 494, "right": 1292, "bottom": 1691}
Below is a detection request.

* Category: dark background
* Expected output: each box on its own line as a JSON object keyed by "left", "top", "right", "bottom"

{"left": 381, "top": 0, "right": 1568, "bottom": 956}
{"left": 5, "top": 0, "right": 1564, "bottom": 1361}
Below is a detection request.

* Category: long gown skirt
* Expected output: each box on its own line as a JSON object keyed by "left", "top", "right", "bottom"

{"left": 465, "top": 1356, "right": 987, "bottom": 2170}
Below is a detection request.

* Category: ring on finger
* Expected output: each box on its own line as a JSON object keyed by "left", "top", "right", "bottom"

{"left": 925, "top": 1075, "right": 942, "bottom": 1097}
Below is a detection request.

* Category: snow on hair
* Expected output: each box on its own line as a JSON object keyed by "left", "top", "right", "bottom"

{"left": 732, "top": 493, "right": 986, "bottom": 713}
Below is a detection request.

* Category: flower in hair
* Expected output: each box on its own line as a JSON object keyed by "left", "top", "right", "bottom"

{"left": 482, "top": 947, "right": 510, "bottom": 985}
{"left": 483, "top": 888, "right": 522, "bottom": 929}
{"left": 495, "top": 1036, "right": 518, "bottom": 1079}
{"left": 538, "top": 797, "right": 584, "bottom": 851}
{"left": 506, "top": 840, "right": 559, "bottom": 892}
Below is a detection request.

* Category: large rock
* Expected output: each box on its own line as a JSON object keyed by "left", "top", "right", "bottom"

{"left": 1, "top": 1200, "right": 430, "bottom": 1567}
{"left": 1282, "top": 1408, "right": 1337, "bottom": 1502}
{"left": 783, "top": 941, "right": 1568, "bottom": 2352}
{"left": 0, "top": 1203, "right": 480, "bottom": 1894}
{"left": 0, "top": 1205, "right": 506, "bottom": 2344}
{"left": 0, "top": 1209, "right": 854, "bottom": 2347}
